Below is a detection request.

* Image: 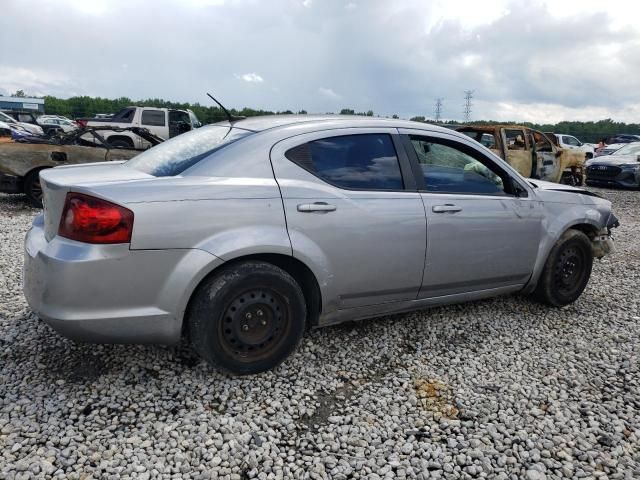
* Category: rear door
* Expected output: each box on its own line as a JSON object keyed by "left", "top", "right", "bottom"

{"left": 531, "top": 131, "right": 561, "bottom": 182}
{"left": 270, "top": 128, "right": 427, "bottom": 311}
{"left": 399, "top": 129, "right": 543, "bottom": 298}
{"left": 502, "top": 128, "right": 533, "bottom": 177}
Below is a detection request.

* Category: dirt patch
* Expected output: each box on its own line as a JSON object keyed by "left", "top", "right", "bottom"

{"left": 414, "top": 378, "right": 459, "bottom": 419}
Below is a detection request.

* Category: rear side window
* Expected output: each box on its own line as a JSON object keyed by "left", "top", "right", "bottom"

{"left": 141, "top": 110, "right": 166, "bottom": 126}
{"left": 126, "top": 126, "right": 252, "bottom": 177}
{"left": 285, "top": 134, "right": 403, "bottom": 190}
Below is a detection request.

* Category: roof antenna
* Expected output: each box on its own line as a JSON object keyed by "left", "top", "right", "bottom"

{"left": 207, "top": 92, "right": 244, "bottom": 122}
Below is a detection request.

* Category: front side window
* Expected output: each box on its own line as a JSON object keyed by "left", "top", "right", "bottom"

{"left": 285, "top": 134, "right": 404, "bottom": 190}
{"left": 563, "top": 135, "right": 580, "bottom": 146}
{"left": 410, "top": 136, "right": 506, "bottom": 195}
{"left": 141, "top": 110, "right": 166, "bottom": 126}
{"left": 532, "top": 132, "right": 553, "bottom": 152}
{"left": 126, "top": 125, "right": 252, "bottom": 177}
{"left": 0, "top": 112, "right": 15, "bottom": 123}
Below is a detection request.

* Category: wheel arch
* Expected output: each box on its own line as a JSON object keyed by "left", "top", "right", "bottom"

{"left": 181, "top": 253, "right": 322, "bottom": 337}
{"left": 106, "top": 134, "right": 135, "bottom": 147}
{"left": 523, "top": 220, "right": 601, "bottom": 294}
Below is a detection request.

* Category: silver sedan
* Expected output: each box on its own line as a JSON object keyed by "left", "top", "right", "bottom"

{"left": 24, "top": 116, "right": 619, "bottom": 374}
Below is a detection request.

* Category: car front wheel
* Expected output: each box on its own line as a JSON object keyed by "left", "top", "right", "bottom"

{"left": 188, "top": 261, "right": 307, "bottom": 375}
{"left": 532, "top": 229, "right": 593, "bottom": 307}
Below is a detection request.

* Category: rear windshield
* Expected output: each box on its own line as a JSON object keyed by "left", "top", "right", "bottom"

{"left": 126, "top": 125, "right": 252, "bottom": 177}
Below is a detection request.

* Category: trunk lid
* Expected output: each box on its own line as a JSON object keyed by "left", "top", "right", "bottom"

{"left": 40, "top": 162, "right": 152, "bottom": 241}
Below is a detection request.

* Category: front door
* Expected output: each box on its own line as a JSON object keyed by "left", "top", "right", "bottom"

{"left": 399, "top": 129, "right": 543, "bottom": 298}
{"left": 270, "top": 128, "right": 427, "bottom": 312}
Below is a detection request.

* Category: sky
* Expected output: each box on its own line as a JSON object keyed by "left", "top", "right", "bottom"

{"left": 2, "top": 0, "right": 640, "bottom": 123}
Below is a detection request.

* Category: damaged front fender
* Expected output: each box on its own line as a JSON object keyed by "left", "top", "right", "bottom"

{"left": 591, "top": 233, "right": 615, "bottom": 259}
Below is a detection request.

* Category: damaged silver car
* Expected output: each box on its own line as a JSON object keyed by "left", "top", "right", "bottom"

{"left": 23, "top": 116, "right": 619, "bottom": 374}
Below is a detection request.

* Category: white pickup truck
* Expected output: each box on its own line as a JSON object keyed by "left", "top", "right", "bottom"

{"left": 81, "top": 106, "right": 202, "bottom": 149}
{"left": 546, "top": 133, "right": 595, "bottom": 160}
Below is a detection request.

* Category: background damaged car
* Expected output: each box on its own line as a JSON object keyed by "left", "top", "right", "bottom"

{"left": 458, "top": 125, "right": 586, "bottom": 185}
{"left": 0, "top": 126, "right": 163, "bottom": 207}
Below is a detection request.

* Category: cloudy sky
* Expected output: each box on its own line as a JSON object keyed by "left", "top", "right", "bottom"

{"left": 2, "top": 0, "right": 640, "bottom": 123}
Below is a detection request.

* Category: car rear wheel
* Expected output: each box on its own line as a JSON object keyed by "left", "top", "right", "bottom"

{"left": 24, "top": 168, "right": 46, "bottom": 208}
{"left": 532, "top": 229, "right": 593, "bottom": 307}
{"left": 188, "top": 261, "right": 307, "bottom": 375}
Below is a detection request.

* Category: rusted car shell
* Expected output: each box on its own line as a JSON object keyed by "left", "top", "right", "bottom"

{"left": 0, "top": 142, "right": 139, "bottom": 179}
{"left": 0, "top": 126, "right": 164, "bottom": 206}
{"left": 457, "top": 125, "right": 585, "bottom": 184}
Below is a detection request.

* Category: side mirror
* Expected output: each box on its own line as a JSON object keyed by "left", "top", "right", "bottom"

{"left": 507, "top": 177, "right": 526, "bottom": 197}
{"left": 636, "top": 154, "right": 640, "bottom": 162}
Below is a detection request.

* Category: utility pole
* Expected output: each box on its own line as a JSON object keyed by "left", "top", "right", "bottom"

{"left": 434, "top": 98, "right": 444, "bottom": 123}
{"left": 463, "top": 90, "right": 474, "bottom": 123}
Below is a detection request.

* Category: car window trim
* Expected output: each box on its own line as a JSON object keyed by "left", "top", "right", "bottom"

{"left": 399, "top": 132, "right": 528, "bottom": 198}
{"left": 284, "top": 132, "right": 414, "bottom": 193}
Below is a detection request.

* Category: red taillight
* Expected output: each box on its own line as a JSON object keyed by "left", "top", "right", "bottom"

{"left": 58, "top": 193, "right": 134, "bottom": 244}
{"left": 76, "top": 119, "right": 87, "bottom": 127}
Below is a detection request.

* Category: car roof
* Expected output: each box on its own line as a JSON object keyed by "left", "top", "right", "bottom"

{"left": 215, "top": 114, "right": 457, "bottom": 135}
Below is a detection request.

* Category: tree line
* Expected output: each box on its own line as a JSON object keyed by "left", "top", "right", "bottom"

{"left": 26, "top": 93, "right": 640, "bottom": 143}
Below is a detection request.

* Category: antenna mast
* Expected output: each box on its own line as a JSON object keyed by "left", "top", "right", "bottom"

{"left": 207, "top": 92, "right": 237, "bottom": 123}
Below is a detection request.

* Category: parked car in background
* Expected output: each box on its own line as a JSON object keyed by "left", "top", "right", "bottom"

{"left": 0, "top": 110, "right": 44, "bottom": 136}
{"left": 586, "top": 142, "right": 640, "bottom": 189}
{"left": 79, "top": 106, "right": 202, "bottom": 148}
{"left": 0, "top": 120, "right": 34, "bottom": 139}
{"left": 23, "top": 115, "right": 618, "bottom": 375}
{"left": 595, "top": 143, "right": 626, "bottom": 158}
{"left": 605, "top": 134, "right": 640, "bottom": 144}
{"left": 546, "top": 133, "right": 595, "bottom": 159}
{"left": 457, "top": 125, "right": 586, "bottom": 185}
{"left": 0, "top": 126, "right": 163, "bottom": 207}
{"left": 36, "top": 115, "right": 78, "bottom": 135}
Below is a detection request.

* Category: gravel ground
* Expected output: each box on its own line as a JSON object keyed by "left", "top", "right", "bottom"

{"left": 1, "top": 189, "right": 639, "bottom": 480}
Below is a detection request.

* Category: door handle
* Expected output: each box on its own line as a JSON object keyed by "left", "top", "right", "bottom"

{"left": 297, "top": 202, "right": 337, "bottom": 212}
{"left": 432, "top": 204, "right": 462, "bottom": 213}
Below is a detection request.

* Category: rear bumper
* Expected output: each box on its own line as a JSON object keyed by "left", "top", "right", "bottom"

{"left": 23, "top": 215, "right": 223, "bottom": 344}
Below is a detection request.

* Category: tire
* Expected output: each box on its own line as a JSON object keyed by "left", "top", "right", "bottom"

{"left": 532, "top": 229, "right": 593, "bottom": 307}
{"left": 108, "top": 138, "right": 134, "bottom": 149}
{"left": 188, "top": 261, "right": 307, "bottom": 375}
{"left": 24, "top": 169, "right": 46, "bottom": 208}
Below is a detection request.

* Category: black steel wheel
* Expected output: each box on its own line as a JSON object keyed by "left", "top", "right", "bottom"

{"left": 219, "top": 288, "right": 290, "bottom": 361}
{"left": 188, "top": 261, "right": 307, "bottom": 375}
{"left": 532, "top": 229, "right": 593, "bottom": 307}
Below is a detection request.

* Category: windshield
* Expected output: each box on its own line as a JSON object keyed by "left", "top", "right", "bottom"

{"left": 0, "top": 112, "right": 16, "bottom": 124}
{"left": 613, "top": 143, "right": 640, "bottom": 156}
{"left": 126, "top": 125, "right": 252, "bottom": 177}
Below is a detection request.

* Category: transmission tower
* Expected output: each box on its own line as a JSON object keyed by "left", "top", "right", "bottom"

{"left": 463, "top": 90, "right": 474, "bottom": 123}
{"left": 434, "top": 98, "right": 444, "bottom": 122}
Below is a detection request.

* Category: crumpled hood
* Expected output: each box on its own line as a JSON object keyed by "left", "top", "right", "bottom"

{"left": 529, "top": 179, "right": 606, "bottom": 205}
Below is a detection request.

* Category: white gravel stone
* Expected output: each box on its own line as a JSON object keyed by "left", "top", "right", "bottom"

{"left": 0, "top": 188, "right": 639, "bottom": 479}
